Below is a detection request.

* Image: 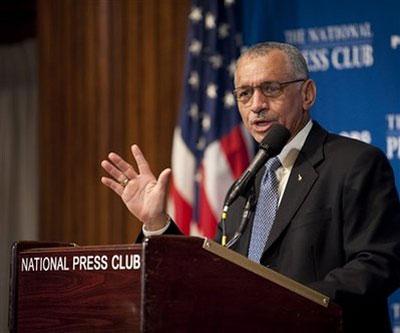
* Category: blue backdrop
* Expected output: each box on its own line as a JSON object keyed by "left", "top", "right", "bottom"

{"left": 240, "top": 0, "right": 400, "bottom": 330}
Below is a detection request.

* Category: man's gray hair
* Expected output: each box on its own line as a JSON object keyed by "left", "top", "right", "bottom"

{"left": 237, "top": 42, "right": 309, "bottom": 79}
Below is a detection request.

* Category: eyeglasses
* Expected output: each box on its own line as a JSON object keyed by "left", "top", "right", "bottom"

{"left": 233, "top": 79, "right": 307, "bottom": 104}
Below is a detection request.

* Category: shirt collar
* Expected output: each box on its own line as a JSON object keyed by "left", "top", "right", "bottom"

{"left": 277, "top": 120, "right": 313, "bottom": 169}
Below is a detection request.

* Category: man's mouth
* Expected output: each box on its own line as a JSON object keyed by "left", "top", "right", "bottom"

{"left": 251, "top": 119, "right": 275, "bottom": 132}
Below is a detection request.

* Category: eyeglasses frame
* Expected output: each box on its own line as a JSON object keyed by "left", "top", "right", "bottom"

{"left": 233, "top": 78, "right": 308, "bottom": 103}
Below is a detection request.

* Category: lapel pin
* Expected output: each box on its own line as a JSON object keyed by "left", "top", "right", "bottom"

{"left": 298, "top": 174, "right": 302, "bottom": 182}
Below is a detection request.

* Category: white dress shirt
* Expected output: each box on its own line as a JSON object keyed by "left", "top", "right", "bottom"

{"left": 275, "top": 120, "right": 313, "bottom": 205}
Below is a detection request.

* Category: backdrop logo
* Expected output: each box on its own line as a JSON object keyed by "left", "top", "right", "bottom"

{"left": 339, "top": 130, "right": 371, "bottom": 144}
{"left": 386, "top": 113, "right": 400, "bottom": 160}
{"left": 391, "top": 35, "right": 400, "bottom": 49}
{"left": 284, "top": 22, "right": 374, "bottom": 72}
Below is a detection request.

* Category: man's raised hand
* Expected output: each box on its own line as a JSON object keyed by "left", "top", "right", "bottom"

{"left": 101, "top": 144, "right": 171, "bottom": 231}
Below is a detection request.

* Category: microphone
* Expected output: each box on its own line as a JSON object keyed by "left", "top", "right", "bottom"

{"left": 224, "top": 124, "right": 291, "bottom": 207}
{"left": 219, "top": 123, "right": 290, "bottom": 246}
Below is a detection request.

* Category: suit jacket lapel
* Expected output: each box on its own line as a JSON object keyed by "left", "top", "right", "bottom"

{"left": 262, "top": 122, "right": 327, "bottom": 254}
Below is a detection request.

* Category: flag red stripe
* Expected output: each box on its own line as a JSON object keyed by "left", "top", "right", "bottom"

{"left": 198, "top": 167, "right": 218, "bottom": 238}
{"left": 220, "top": 125, "right": 251, "bottom": 179}
{"left": 170, "top": 179, "right": 192, "bottom": 235}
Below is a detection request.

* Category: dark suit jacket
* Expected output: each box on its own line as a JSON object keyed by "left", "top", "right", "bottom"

{"left": 141, "top": 122, "right": 400, "bottom": 332}
{"left": 218, "top": 122, "right": 400, "bottom": 332}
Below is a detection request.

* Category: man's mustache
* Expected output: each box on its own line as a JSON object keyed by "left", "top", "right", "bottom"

{"left": 250, "top": 113, "right": 277, "bottom": 125}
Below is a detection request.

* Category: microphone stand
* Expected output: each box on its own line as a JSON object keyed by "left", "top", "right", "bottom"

{"left": 226, "top": 188, "right": 256, "bottom": 249}
{"left": 220, "top": 180, "right": 237, "bottom": 246}
{"left": 220, "top": 184, "right": 256, "bottom": 247}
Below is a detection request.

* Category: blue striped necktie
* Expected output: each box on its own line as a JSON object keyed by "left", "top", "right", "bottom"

{"left": 248, "top": 157, "right": 281, "bottom": 263}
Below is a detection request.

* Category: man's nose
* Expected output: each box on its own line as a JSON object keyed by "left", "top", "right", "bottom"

{"left": 250, "top": 88, "right": 268, "bottom": 114}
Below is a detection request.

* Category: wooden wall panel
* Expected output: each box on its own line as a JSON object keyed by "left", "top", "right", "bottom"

{"left": 38, "top": 0, "right": 189, "bottom": 245}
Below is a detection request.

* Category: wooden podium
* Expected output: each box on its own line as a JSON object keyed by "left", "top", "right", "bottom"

{"left": 9, "top": 236, "right": 342, "bottom": 332}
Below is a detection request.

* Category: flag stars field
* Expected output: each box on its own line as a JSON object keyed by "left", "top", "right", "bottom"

{"left": 227, "top": 61, "right": 236, "bottom": 77}
{"left": 224, "top": 92, "right": 235, "bottom": 108}
{"left": 205, "top": 13, "right": 216, "bottom": 29}
{"left": 189, "top": 103, "right": 199, "bottom": 120}
{"left": 196, "top": 137, "right": 206, "bottom": 151}
{"left": 202, "top": 114, "right": 211, "bottom": 131}
{"left": 188, "top": 71, "right": 199, "bottom": 89}
{"left": 189, "top": 40, "right": 202, "bottom": 55}
{"left": 189, "top": 6, "right": 202, "bottom": 22}
{"left": 206, "top": 83, "right": 218, "bottom": 99}
{"left": 218, "top": 24, "right": 230, "bottom": 39}
{"left": 209, "top": 54, "right": 223, "bottom": 69}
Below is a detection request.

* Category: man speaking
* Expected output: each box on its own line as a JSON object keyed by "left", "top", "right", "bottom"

{"left": 101, "top": 42, "right": 400, "bottom": 332}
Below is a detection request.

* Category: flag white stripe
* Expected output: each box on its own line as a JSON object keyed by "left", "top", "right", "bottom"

{"left": 171, "top": 127, "right": 196, "bottom": 205}
{"left": 202, "top": 140, "right": 235, "bottom": 217}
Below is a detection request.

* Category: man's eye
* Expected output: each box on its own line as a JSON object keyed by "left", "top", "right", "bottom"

{"left": 261, "top": 83, "right": 278, "bottom": 94}
{"left": 239, "top": 89, "right": 251, "bottom": 98}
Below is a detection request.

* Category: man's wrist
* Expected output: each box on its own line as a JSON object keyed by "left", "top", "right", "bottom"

{"left": 142, "top": 214, "right": 171, "bottom": 236}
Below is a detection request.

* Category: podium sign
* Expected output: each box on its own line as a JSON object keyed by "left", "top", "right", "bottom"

{"left": 9, "top": 236, "right": 342, "bottom": 332}
{"left": 9, "top": 241, "right": 142, "bottom": 332}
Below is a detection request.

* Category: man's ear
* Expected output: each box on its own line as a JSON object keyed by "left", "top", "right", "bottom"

{"left": 302, "top": 79, "right": 317, "bottom": 111}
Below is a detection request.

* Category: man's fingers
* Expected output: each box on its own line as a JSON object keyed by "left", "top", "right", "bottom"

{"left": 101, "top": 160, "right": 129, "bottom": 184}
{"left": 131, "top": 145, "right": 153, "bottom": 175}
{"left": 101, "top": 177, "right": 124, "bottom": 196}
{"left": 157, "top": 168, "right": 171, "bottom": 191}
{"left": 108, "top": 152, "right": 138, "bottom": 179}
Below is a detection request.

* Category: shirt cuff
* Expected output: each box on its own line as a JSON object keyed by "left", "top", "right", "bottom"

{"left": 142, "top": 219, "right": 171, "bottom": 237}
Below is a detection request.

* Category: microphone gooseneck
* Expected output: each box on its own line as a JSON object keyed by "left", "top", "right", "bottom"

{"left": 224, "top": 124, "right": 290, "bottom": 208}
{"left": 220, "top": 123, "right": 290, "bottom": 246}
{"left": 225, "top": 187, "right": 256, "bottom": 249}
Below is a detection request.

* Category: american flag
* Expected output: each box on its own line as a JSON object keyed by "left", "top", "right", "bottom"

{"left": 168, "top": 0, "right": 253, "bottom": 238}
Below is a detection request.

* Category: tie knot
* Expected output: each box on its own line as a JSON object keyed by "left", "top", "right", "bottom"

{"left": 265, "top": 156, "right": 281, "bottom": 173}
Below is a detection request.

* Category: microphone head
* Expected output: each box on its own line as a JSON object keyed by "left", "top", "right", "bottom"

{"left": 259, "top": 124, "right": 291, "bottom": 156}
